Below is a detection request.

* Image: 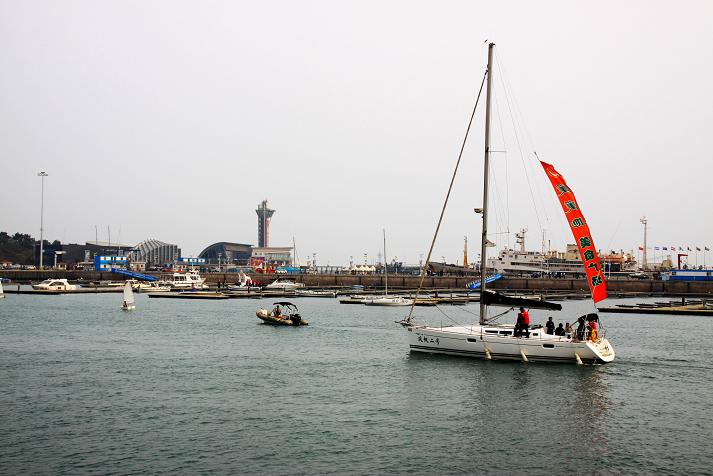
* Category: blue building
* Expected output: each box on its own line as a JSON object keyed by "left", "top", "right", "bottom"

{"left": 94, "top": 255, "right": 129, "bottom": 271}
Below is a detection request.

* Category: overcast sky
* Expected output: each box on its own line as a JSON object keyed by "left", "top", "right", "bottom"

{"left": 2, "top": 1, "right": 712, "bottom": 265}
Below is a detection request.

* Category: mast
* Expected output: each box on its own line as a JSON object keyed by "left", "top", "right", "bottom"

{"left": 383, "top": 229, "right": 388, "bottom": 296}
{"left": 479, "top": 42, "right": 494, "bottom": 326}
{"left": 640, "top": 216, "right": 648, "bottom": 271}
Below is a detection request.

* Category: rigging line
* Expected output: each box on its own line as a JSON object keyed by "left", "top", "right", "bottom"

{"left": 490, "top": 86, "right": 512, "bottom": 249}
{"left": 604, "top": 217, "right": 623, "bottom": 253}
{"left": 492, "top": 51, "right": 544, "bottom": 237}
{"left": 493, "top": 53, "right": 554, "bottom": 244}
{"left": 495, "top": 51, "right": 555, "bottom": 242}
{"left": 486, "top": 89, "right": 505, "bottom": 245}
{"left": 433, "top": 304, "right": 466, "bottom": 327}
{"left": 534, "top": 151, "right": 568, "bottom": 248}
{"left": 404, "top": 68, "right": 488, "bottom": 324}
{"left": 493, "top": 81, "right": 512, "bottom": 248}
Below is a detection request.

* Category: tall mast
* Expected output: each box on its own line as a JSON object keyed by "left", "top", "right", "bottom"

{"left": 383, "top": 229, "right": 388, "bottom": 296}
{"left": 479, "top": 42, "right": 495, "bottom": 326}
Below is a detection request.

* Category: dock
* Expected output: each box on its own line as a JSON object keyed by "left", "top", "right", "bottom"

{"left": 148, "top": 292, "right": 231, "bottom": 299}
{"left": 2, "top": 287, "right": 123, "bottom": 295}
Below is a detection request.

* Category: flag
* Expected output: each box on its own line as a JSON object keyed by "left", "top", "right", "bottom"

{"left": 654, "top": 246, "right": 660, "bottom": 250}
{"left": 696, "top": 247, "right": 701, "bottom": 251}
{"left": 663, "top": 246, "right": 668, "bottom": 250}
{"left": 706, "top": 247, "right": 710, "bottom": 251}
{"left": 679, "top": 247, "right": 684, "bottom": 251}
{"left": 687, "top": 246, "right": 691, "bottom": 251}
{"left": 638, "top": 246, "right": 644, "bottom": 251}
{"left": 540, "top": 161, "right": 607, "bottom": 303}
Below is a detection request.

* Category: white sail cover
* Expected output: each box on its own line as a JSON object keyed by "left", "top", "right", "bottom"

{"left": 123, "top": 282, "right": 134, "bottom": 304}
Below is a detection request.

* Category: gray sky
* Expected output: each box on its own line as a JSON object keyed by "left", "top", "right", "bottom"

{"left": 2, "top": 0, "right": 712, "bottom": 265}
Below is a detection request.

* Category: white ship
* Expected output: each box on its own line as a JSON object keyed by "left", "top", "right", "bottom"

{"left": 488, "top": 228, "right": 585, "bottom": 276}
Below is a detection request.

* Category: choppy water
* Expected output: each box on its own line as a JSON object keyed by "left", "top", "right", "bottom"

{"left": 1, "top": 292, "right": 712, "bottom": 475}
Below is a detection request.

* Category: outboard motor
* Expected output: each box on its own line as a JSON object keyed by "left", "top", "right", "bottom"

{"left": 290, "top": 313, "right": 302, "bottom": 325}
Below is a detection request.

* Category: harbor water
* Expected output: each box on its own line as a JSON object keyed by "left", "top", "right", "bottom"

{"left": 1, "top": 293, "right": 712, "bottom": 475}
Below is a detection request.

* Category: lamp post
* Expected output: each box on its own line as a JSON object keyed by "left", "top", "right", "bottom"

{"left": 37, "top": 172, "right": 48, "bottom": 269}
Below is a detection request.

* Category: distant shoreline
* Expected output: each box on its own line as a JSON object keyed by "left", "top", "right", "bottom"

{"left": 2, "top": 269, "right": 712, "bottom": 296}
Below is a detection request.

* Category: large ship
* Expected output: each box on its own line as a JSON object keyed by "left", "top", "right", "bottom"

{"left": 487, "top": 228, "right": 636, "bottom": 277}
{"left": 487, "top": 228, "right": 584, "bottom": 276}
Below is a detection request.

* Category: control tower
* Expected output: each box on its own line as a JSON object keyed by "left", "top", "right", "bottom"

{"left": 256, "top": 200, "right": 275, "bottom": 248}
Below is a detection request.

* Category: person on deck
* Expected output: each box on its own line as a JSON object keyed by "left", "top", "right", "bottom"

{"left": 545, "top": 317, "right": 555, "bottom": 335}
{"left": 565, "top": 322, "right": 573, "bottom": 335}
{"left": 517, "top": 307, "right": 530, "bottom": 338}
{"left": 273, "top": 305, "right": 281, "bottom": 317}
{"left": 554, "top": 323, "right": 565, "bottom": 336}
{"left": 587, "top": 319, "right": 598, "bottom": 341}
{"left": 575, "top": 316, "right": 586, "bottom": 341}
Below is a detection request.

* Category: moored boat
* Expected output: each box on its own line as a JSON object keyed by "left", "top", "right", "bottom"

{"left": 265, "top": 279, "right": 305, "bottom": 291}
{"left": 32, "top": 279, "right": 77, "bottom": 291}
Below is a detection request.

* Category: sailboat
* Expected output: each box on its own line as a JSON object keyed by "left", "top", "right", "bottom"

{"left": 399, "top": 43, "right": 614, "bottom": 364}
{"left": 121, "top": 281, "right": 136, "bottom": 311}
{"left": 365, "top": 229, "right": 414, "bottom": 306}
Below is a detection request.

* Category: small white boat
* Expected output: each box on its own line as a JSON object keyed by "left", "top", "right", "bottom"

{"left": 364, "top": 230, "right": 413, "bottom": 306}
{"left": 296, "top": 289, "right": 336, "bottom": 298}
{"left": 158, "top": 271, "right": 207, "bottom": 289}
{"left": 121, "top": 282, "right": 136, "bottom": 311}
{"left": 32, "top": 279, "right": 77, "bottom": 291}
{"left": 364, "top": 296, "right": 414, "bottom": 306}
{"left": 131, "top": 280, "right": 171, "bottom": 292}
{"left": 0, "top": 281, "right": 4, "bottom": 299}
{"left": 265, "top": 279, "right": 305, "bottom": 291}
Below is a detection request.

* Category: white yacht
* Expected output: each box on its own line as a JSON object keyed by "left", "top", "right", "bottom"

{"left": 265, "top": 279, "right": 305, "bottom": 291}
{"left": 32, "top": 279, "right": 77, "bottom": 291}
{"left": 400, "top": 43, "right": 615, "bottom": 365}
{"left": 158, "top": 271, "right": 207, "bottom": 289}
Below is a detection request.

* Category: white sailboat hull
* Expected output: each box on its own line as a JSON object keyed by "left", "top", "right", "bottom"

{"left": 405, "top": 324, "right": 614, "bottom": 364}
{"left": 364, "top": 297, "right": 414, "bottom": 306}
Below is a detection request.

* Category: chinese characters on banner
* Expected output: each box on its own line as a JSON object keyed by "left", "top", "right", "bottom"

{"left": 539, "top": 161, "right": 607, "bottom": 303}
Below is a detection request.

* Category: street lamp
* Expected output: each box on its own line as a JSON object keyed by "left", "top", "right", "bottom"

{"left": 38, "top": 172, "right": 48, "bottom": 269}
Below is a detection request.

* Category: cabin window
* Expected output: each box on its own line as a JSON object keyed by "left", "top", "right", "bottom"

{"left": 467, "top": 337, "right": 478, "bottom": 342}
{"left": 499, "top": 331, "right": 512, "bottom": 336}
{"left": 485, "top": 330, "right": 498, "bottom": 334}
{"left": 532, "top": 333, "right": 539, "bottom": 337}
{"left": 543, "top": 344, "right": 555, "bottom": 349}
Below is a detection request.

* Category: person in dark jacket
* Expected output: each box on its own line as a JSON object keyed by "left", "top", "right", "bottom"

{"left": 554, "top": 323, "right": 565, "bottom": 336}
{"left": 545, "top": 317, "right": 555, "bottom": 335}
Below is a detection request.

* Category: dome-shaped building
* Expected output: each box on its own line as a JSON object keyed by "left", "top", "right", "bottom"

{"left": 199, "top": 242, "right": 252, "bottom": 266}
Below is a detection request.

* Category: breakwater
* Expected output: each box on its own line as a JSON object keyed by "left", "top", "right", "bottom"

{"left": 2, "top": 270, "right": 713, "bottom": 295}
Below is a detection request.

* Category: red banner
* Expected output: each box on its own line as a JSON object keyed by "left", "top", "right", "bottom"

{"left": 540, "top": 161, "right": 607, "bottom": 303}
